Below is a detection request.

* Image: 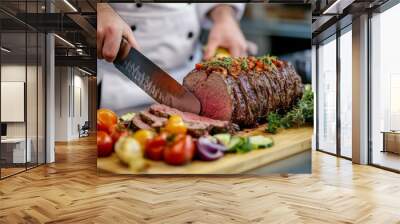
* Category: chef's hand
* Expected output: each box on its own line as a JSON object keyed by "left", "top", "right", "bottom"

{"left": 97, "top": 3, "right": 139, "bottom": 62}
{"left": 204, "top": 5, "right": 247, "bottom": 60}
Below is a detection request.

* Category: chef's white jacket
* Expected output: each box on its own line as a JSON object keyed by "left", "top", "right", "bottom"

{"left": 98, "top": 3, "right": 245, "bottom": 111}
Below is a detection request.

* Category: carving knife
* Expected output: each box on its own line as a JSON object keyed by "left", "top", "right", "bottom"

{"left": 113, "top": 40, "right": 201, "bottom": 114}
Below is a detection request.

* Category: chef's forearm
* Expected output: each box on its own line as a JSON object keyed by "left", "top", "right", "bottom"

{"left": 209, "top": 5, "right": 236, "bottom": 24}
{"left": 97, "top": 3, "right": 112, "bottom": 11}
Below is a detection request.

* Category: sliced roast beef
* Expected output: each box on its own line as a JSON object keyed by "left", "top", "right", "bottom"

{"left": 137, "top": 109, "right": 210, "bottom": 137}
{"left": 185, "top": 122, "right": 210, "bottom": 137}
{"left": 184, "top": 56, "right": 303, "bottom": 127}
{"left": 149, "top": 104, "right": 234, "bottom": 133}
{"left": 131, "top": 115, "right": 152, "bottom": 130}
{"left": 139, "top": 110, "right": 167, "bottom": 128}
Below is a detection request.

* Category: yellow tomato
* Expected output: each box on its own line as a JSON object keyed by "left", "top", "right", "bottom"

{"left": 164, "top": 122, "right": 187, "bottom": 135}
{"left": 168, "top": 115, "right": 184, "bottom": 124}
{"left": 115, "top": 136, "right": 147, "bottom": 172}
{"left": 133, "top": 129, "right": 155, "bottom": 149}
{"left": 164, "top": 115, "right": 187, "bottom": 135}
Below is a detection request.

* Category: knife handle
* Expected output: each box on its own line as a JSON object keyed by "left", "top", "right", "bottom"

{"left": 115, "top": 37, "right": 131, "bottom": 62}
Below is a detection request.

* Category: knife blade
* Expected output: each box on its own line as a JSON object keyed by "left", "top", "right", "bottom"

{"left": 113, "top": 40, "right": 201, "bottom": 114}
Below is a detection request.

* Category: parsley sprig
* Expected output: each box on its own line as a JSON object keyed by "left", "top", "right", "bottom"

{"left": 266, "top": 85, "right": 313, "bottom": 134}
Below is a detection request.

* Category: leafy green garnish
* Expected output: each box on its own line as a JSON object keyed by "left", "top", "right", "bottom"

{"left": 201, "top": 54, "right": 282, "bottom": 72}
{"left": 266, "top": 112, "right": 281, "bottom": 134}
{"left": 205, "top": 57, "right": 233, "bottom": 69}
{"left": 120, "top": 112, "right": 135, "bottom": 122}
{"left": 236, "top": 137, "right": 253, "bottom": 153}
{"left": 266, "top": 84, "right": 314, "bottom": 134}
{"left": 241, "top": 59, "right": 248, "bottom": 70}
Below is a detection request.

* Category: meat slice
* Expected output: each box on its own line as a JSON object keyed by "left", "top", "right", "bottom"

{"left": 149, "top": 104, "right": 233, "bottom": 133}
{"left": 131, "top": 115, "right": 152, "bottom": 130}
{"left": 139, "top": 110, "right": 167, "bottom": 128}
{"left": 140, "top": 109, "right": 210, "bottom": 137}
{"left": 185, "top": 122, "right": 210, "bottom": 137}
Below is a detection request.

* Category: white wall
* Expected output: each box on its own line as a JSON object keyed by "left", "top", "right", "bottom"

{"left": 54, "top": 67, "right": 89, "bottom": 141}
{"left": 1, "top": 64, "right": 46, "bottom": 164}
{"left": 54, "top": 66, "right": 70, "bottom": 141}
{"left": 0, "top": 65, "right": 43, "bottom": 138}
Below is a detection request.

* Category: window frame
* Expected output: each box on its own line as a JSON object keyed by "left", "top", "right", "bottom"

{"left": 315, "top": 23, "right": 353, "bottom": 161}
{"left": 0, "top": 1, "right": 48, "bottom": 180}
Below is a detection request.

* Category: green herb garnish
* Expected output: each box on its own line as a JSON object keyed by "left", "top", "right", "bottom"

{"left": 236, "top": 137, "right": 253, "bottom": 153}
{"left": 266, "top": 84, "right": 314, "bottom": 134}
{"left": 266, "top": 112, "right": 281, "bottom": 134}
{"left": 241, "top": 59, "right": 248, "bottom": 70}
{"left": 205, "top": 57, "right": 233, "bottom": 69}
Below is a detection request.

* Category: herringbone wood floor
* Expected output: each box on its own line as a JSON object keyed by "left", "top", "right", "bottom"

{"left": 1, "top": 136, "right": 400, "bottom": 224}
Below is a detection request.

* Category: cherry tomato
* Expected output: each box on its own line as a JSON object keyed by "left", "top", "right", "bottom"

{"left": 164, "top": 115, "right": 187, "bottom": 135}
{"left": 256, "top": 60, "right": 264, "bottom": 68}
{"left": 272, "top": 59, "right": 283, "bottom": 68}
{"left": 164, "top": 135, "right": 195, "bottom": 166}
{"left": 97, "top": 131, "right": 113, "bottom": 157}
{"left": 109, "top": 124, "right": 129, "bottom": 145}
{"left": 133, "top": 129, "right": 156, "bottom": 149}
{"left": 97, "top": 108, "right": 118, "bottom": 133}
{"left": 195, "top": 63, "right": 203, "bottom": 70}
{"left": 145, "top": 132, "right": 168, "bottom": 161}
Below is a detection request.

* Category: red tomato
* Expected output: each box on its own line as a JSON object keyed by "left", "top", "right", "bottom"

{"left": 272, "top": 59, "right": 283, "bottom": 68}
{"left": 109, "top": 124, "right": 129, "bottom": 144}
{"left": 195, "top": 63, "right": 203, "bottom": 70}
{"left": 97, "top": 108, "right": 118, "bottom": 133}
{"left": 97, "top": 131, "right": 113, "bottom": 157}
{"left": 145, "top": 133, "right": 168, "bottom": 161}
{"left": 163, "top": 135, "right": 195, "bottom": 166}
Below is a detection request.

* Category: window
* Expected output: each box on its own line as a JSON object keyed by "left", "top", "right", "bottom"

{"left": 339, "top": 28, "right": 352, "bottom": 158}
{"left": 317, "top": 36, "right": 337, "bottom": 154}
{"left": 370, "top": 3, "right": 400, "bottom": 171}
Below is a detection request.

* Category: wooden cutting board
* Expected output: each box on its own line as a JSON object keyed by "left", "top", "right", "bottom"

{"left": 97, "top": 125, "right": 313, "bottom": 174}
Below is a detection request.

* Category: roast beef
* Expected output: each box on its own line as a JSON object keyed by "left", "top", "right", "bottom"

{"left": 149, "top": 104, "right": 236, "bottom": 133}
{"left": 127, "top": 105, "right": 233, "bottom": 137}
{"left": 131, "top": 115, "right": 152, "bottom": 130}
{"left": 139, "top": 109, "right": 209, "bottom": 137}
{"left": 183, "top": 56, "right": 303, "bottom": 127}
{"left": 139, "top": 110, "right": 167, "bottom": 128}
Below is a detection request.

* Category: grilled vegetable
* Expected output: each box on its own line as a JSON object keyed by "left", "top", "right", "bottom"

{"left": 97, "top": 108, "right": 118, "bottom": 133}
{"left": 145, "top": 132, "right": 168, "bottom": 161}
{"left": 109, "top": 124, "right": 129, "bottom": 145}
{"left": 196, "top": 136, "right": 225, "bottom": 161}
{"left": 236, "top": 137, "right": 253, "bottom": 153}
{"left": 213, "top": 133, "right": 231, "bottom": 146}
{"left": 164, "top": 115, "right": 187, "bottom": 135}
{"left": 120, "top": 112, "right": 135, "bottom": 123}
{"left": 163, "top": 134, "right": 195, "bottom": 165}
{"left": 249, "top": 136, "right": 273, "bottom": 149}
{"left": 115, "top": 136, "right": 146, "bottom": 171}
{"left": 227, "top": 136, "right": 243, "bottom": 152}
{"left": 133, "top": 129, "right": 156, "bottom": 149}
{"left": 97, "top": 131, "right": 113, "bottom": 157}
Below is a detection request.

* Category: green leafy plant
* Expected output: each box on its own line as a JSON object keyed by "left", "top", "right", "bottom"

{"left": 266, "top": 84, "right": 314, "bottom": 134}
{"left": 266, "top": 112, "right": 281, "bottom": 134}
